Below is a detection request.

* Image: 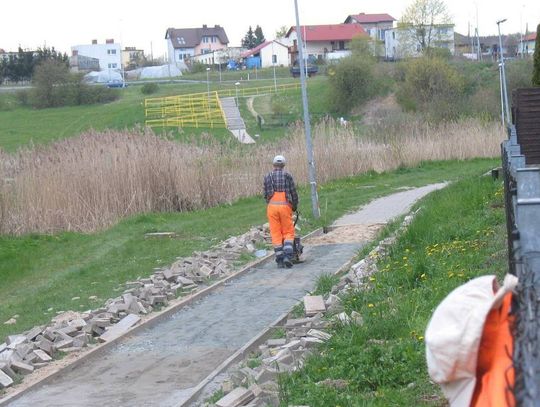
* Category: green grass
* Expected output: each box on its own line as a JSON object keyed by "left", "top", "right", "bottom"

{"left": 0, "top": 76, "right": 306, "bottom": 151}
{"left": 0, "top": 158, "right": 498, "bottom": 340}
{"left": 278, "top": 173, "right": 507, "bottom": 406}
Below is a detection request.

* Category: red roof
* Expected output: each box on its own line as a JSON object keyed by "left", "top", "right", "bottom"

{"left": 286, "top": 24, "right": 367, "bottom": 42}
{"left": 524, "top": 32, "right": 537, "bottom": 42}
{"left": 348, "top": 13, "right": 395, "bottom": 24}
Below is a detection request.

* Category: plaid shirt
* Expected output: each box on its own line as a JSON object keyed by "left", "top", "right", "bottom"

{"left": 263, "top": 168, "right": 299, "bottom": 208}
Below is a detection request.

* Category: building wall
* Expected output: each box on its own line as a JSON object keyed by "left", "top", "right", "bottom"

{"left": 71, "top": 43, "right": 122, "bottom": 70}
{"left": 385, "top": 26, "right": 455, "bottom": 59}
{"left": 193, "top": 37, "right": 227, "bottom": 56}
{"left": 260, "top": 42, "right": 289, "bottom": 67}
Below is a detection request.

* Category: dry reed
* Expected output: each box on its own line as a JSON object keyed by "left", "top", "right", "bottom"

{"left": 0, "top": 118, "right": 503, "bottom": 234}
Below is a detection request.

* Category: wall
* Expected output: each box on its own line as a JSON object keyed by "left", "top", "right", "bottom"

{"left": 260, "top": 42, "right": 289, "bottom": 67}
{"left": 71, "top": 43, "right": 122, "bottom": 70}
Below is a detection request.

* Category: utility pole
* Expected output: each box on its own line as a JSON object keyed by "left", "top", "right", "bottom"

{"left": 293, "top": 0, "right": 320, "bottom": 219}
{"left": 476, "top": 4, "right": 482, "bottom": 60}
{"left": 497, "top": 19, "right": 511, "bottom": 125}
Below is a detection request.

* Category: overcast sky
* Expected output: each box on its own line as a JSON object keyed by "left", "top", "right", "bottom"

{"left": 1, "top": 0, "right": 539, "bottom": 57}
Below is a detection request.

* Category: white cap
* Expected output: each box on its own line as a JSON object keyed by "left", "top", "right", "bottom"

{"left": 273, "top": 155, "right": 286, "bottom": 165}
{"left": 425, "top": 274, "right": 517, "bottom": 406}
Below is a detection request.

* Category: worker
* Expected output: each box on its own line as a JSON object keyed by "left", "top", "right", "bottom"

{"left": 263, "top": 155, "right": 299, "bottom": 268}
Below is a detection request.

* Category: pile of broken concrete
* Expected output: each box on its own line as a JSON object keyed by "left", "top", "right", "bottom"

{"left": 0, "top": 225, "right": 270, "bottom": 390}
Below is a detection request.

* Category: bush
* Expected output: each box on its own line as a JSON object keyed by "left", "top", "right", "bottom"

{"left": 141, "top": 82, "right": 159, "bottom": 95}
{"left": 328, "top": 56, "right": 385, "bottom": 114}
{"left": 190, "top": 61, "right": 207, "bottom": 73}
{"left": 29, "top": 60, "right": 119, "bottom": 108}
{"left": 533, "top": 24, "right": 540, "bottom": 86}
{"left": 396, "top": 57, "right": 466, "bottom": 120}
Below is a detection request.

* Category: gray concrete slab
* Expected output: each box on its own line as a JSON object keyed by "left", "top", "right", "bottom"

{"left": 9, "top": 243, "right": 362, "bottom": 407}
{"left": 333, "top": 183, "right": 448, "bottom": 226}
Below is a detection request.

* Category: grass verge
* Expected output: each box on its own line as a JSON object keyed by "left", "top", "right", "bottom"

{"left": 278, "top": 172, "right": 507, "bottom": 406}
{"left": 0, "top": 158, "right": 498, "bottom": 340}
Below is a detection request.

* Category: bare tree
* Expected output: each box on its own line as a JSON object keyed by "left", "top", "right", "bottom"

{"left": 399, "top": 0, "right": 452, "bottom": 54}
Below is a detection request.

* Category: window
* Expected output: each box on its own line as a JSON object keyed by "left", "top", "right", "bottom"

{"left": 108, "top": 63, "right": 117, "bottom": 68}
{"left": 339, "top": 41, "right": 345, "bottom": 50}
{"left": 272, "top": 54, "right": 277, "bottom": 64}
{"left": 107, "top": 49, "right": 116, "bottom": 55}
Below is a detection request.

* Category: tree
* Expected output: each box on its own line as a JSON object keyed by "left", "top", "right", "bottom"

{"left": 399, "top": 0, "right": 452, "bottom": 54}
{"left": 533, "top": 24, "right": 540, "bottom": 86}
{"left": 254, "top": 25, "right": 266, "bottom": 47}
{"left": 275, "top": 26, "right": 289, "bottom": 39}
{"left": 241, "top": 26, "right": 256, "bottom": 49}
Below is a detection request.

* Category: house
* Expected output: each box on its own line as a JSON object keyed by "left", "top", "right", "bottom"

{"left": 122, "top": 47, "right": 145, "bottom": 69}
{"left": 384, "top": 24, "right": 454, "bottom": 59}
{"left": 344, "top": 12, "right": 395, "bottom": 42}
{"left": 285, "top": 24, "right": 367, "bottom": 63}
{"left": 240, "top": 41, "right": 289, "bottom": 68}
{"left": 165, "top": 25, "right": 229, "bottom": 65}
{"left": 522, "top": 32, "right": 537, "bottom": 56}
{"left": 69, "top": 52, "right": 100, "bottom": 72}
{"left": 71, "top": 39, "right": 122, "bottom": 71}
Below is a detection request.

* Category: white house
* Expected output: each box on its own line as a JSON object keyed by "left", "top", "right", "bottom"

{"left": 385, "top": 24, "right": 455, "bottom": 59}
{"left": 344, "top": 12, "right": 396, "bottom": 42}
{"left": 285, "top": 24, "right": 368, "bottom": 63}
{"left": 240, "top": 41, "right": 289, "bottom": 68}
{"left": 521, "top": 32, "right": 537, "bottom": 56}
{"left": 71, "top": 39, "right": 122, "bottom": 70}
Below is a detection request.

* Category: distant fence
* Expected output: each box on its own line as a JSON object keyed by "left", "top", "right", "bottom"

{"left": 502, "top": 116, "right": 540, "bottom": 404}
{"left": 144, "top": 82, "right": 301, "bottom": 129}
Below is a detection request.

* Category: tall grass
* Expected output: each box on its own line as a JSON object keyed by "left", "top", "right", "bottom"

{"left": 0, "top": 118, "right": 503, "bottom": 234}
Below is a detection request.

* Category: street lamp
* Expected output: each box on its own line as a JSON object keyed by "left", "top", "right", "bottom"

{"left": 496, "top": 19, "right": 511, "bottom": 125}
{"left": 235, "top": 81, "right": 240, "bottom": 106}
{"left": 206, "top": 67, "right": 211, "bottom": 99}
{"left": 294, "top": 0, "right": 320, "bottom": 219}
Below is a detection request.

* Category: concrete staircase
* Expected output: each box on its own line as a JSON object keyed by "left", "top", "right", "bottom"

{"left": 220, "top": 97, "right": 255, "bottom": 144}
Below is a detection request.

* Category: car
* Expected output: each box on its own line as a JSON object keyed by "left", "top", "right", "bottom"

{"left": 106, "top": 79, "right": 128, "bottom": 88}
{"left": 290, "top": 61, "right": 318, "bottom": 78}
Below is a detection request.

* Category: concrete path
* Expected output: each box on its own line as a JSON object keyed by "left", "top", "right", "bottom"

{"left": 7, "top": 183, "right": 448, "bottom": 407}
{"left": 333, "top": 183, "right": 448, "bottom": 226}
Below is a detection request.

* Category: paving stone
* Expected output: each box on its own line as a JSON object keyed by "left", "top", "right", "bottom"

{"left": 0, "top": 343, "right": 6, "bottom": 353}
{"left": 216, "top": 387, "right": 254, "bottom": 407}
{"left": 98, "top": 314, "right": 141, "bottom": 343}
{"left": 284, "top": 318, "right": 313, "bottom": 328}
{"left": 11, "top": 360, "right": 34, "bottom": 375}
{"left": 266, "top": 338, "right": 286, "bottom": 347}
{"left": 58, "top": 326, "right": 79, "bottom": 337}
{"left": 307, "top": 329, "right": 332, "bottom": 341}
{"left": 0, "top": 369, "right": 13, "bottom": 389}
{"left": 55, "top": 339, "right": 74, "bottom": 350}
{"left": 303, "top": 295, "right": 326, "bottom": 316}
{"left": 15, "top": 343, "right": 34, "bottom": 358}
{"left": 24, "top": 352, "right": 38, "bottom": 364}
{"left": 67, "top": 318, "right": 87, "bottom": 329}
{"left": 281, "top": 339, "right": 302, "bottom": 351}
{"left": 300, "top": 337, "right": 324, "bottom": 348}
{"left": 33, "top": 349, "right": 53, "bottom": 362}
{"left": 25, "top": 326, "right": 43, "bottom": 341}
{"left": 0, "top": 362, "right": 17, "bottom": 380}
{"left": 177, "top": 276, "right": 195, "bottom": 285}
{"left": 6, "top": 335, "right": 27, "bottom": 348}
{"left": 36, "top": 338, "right": 54, "bottom": 355}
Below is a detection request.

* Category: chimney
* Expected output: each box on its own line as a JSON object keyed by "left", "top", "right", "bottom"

{"left": 203, "top": 24, "right": 207, "bottom": 28}
{"left": 92, "top": 39, "right": 98, "bottom": 44}
{"left": 214, "top": 24, "right": 220, "bottom": 28}
{"left": 106, "top": 38, "right": 114, "bottom": 44}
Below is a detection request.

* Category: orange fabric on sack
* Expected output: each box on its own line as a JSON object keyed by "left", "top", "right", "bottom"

{"left": 267, "top": 191, "right": 295, "bottom": 247}
{"left": 471, "top": 292, "right": 515, "bottom": 407}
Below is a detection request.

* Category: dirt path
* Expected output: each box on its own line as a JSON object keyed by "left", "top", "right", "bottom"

{"left": 5, "top": 183, "right": 448, "bottom": 407}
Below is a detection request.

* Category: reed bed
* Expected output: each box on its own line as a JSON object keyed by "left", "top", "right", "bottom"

{"left": 0, "top": 118, "right": 503, "bottom": 234}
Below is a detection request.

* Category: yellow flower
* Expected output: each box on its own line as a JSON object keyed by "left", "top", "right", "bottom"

{"left": 368, "top": 303, "right": 374, "bottom": 308}
{"left": 369, "top": 277, "right": 376, "bottom": 282}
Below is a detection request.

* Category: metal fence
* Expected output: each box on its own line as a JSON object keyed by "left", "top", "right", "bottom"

{"left": 502, "top": 124, "right": 540, "bottom": 406}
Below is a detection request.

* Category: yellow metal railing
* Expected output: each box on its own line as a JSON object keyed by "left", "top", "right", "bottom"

{"left": 144, "top": 82, "right": 301, "bottom": 129}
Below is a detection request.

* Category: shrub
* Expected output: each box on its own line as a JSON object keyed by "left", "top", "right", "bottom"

{"left": 190, "top": 61, "right": 207, "bottom": 73}
{"left": 533, "top": 24, "right": 540, "bottom": 86}
{"left": 141, "top": 82, "right": 159, "bottom": 95}
{"left": 15, "top": 90, "right": 30, "bottom": 106}
{"left": 396, "top": 57, "right": 466, "bottom": 120}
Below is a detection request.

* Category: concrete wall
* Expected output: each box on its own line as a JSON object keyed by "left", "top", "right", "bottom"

{"left": 260, "top": 42, "right": 289, "bottom": 67}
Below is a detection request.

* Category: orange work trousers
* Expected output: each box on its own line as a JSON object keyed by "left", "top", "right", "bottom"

{"left": 471, "top": 292, "right": 515, "bottom": 407}
{"left": 267, "top": 191, "right": 295, "bottom": 247}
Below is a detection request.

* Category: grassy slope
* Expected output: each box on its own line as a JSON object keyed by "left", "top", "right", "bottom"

{"left": 279, "top": 172, "right": 506, "bottom": 406}
{"left": 0, "top": 75, "right": 305, "bottom": 151}
{"left": 0, "top": 158, "right": 497, "bottom": 341}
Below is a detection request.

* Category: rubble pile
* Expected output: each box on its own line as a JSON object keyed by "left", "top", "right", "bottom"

{"left": 0, "top": 225, "right": 270, "bottom": 390}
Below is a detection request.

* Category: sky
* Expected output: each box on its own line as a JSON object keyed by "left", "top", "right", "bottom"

{"left": 1, "top": 0, "right": 539, "bottom": 58}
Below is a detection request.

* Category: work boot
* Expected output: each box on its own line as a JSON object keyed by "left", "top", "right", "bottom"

{"left": 283, "top": 241, "right": 294, "bottom": 269}
{"left": 274, "top": 246, "right": 285, "bottom": 269}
